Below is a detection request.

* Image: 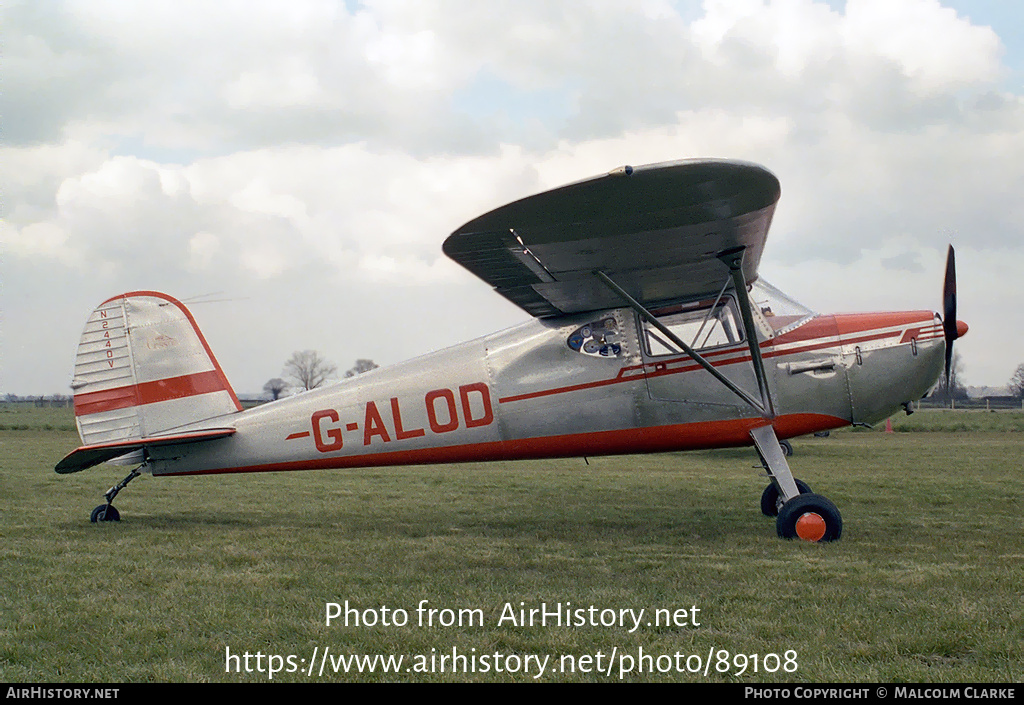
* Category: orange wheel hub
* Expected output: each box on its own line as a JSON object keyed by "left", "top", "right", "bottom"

{"left": 795, "top": 512, "right": 826, "bottom": 542}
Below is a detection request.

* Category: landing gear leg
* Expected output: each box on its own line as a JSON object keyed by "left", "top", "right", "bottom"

{"left": 749, "top": 425, "right": 842, "bottom": 542}
{"left": 750, "top": 426, "right": 801, "bottom": 502}
{"left": 90, "top": 466, "right": 142, "bottom": 523}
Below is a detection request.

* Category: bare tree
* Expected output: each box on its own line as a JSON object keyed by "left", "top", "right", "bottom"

{"left": 345, "top": 359, "right": 379, "bottom": 378}
{"left": 284, "top": 350, "right": 337, "bottom": 391}
{"left": 1009, "top": 364, "right": 1024, "bottom": 400}
{"left": 931, "top": 351, "right": 969, "bottom": 406}
{"left": 263, "top": 378, "right": 289, "bottom": 400}
{"left": 948, "top": 351, "right": 968, "bottom": 399}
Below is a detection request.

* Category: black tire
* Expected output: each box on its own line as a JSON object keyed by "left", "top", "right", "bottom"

{"left": 90, "top": 504, "right": 120, "bottom": 523}
{"left": 780, "top": 439, "right": 793, "bottom": 456}
{"left": 776, "top": 493, "right": 842, "bottom": 542}
{"left": 760, "top": 479, "right": 812, "bottom": 517}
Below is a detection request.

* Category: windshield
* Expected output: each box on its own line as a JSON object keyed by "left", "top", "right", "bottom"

{"left": 750, "top": 280, "right": 815, "bottom": 335}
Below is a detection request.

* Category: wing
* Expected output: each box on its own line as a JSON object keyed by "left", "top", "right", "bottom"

{"left": 443, "top": 159, "right": 780, "bottom": 317}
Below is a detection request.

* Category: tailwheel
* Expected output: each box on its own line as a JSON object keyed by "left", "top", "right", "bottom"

{"left": 776, "top": 493, "right": 842, "bottom": 542}
{"left": 89, "top": 466, "right": 142, "bottom": 523}
{"left": 90, "top": 504, "right": 120, "bottom": 523}
{"left": 760, "top": 478, "right": 812, "bottom": 517}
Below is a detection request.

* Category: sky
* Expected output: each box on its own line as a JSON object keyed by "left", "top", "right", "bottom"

{"left": 3, "top": 0, "right": 1023, "bottom": 398}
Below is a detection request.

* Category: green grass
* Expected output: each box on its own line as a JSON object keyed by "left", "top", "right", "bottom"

{"left": 1, "top": 407, "right": 1021, "bottom": 682}
{"left": 0, "top": 404, "right": 77, "bottom": 432}
{"left": 882, "top": 409, "right": 1024, "bottom": 433}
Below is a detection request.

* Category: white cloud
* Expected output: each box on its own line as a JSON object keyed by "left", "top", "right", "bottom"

{"left": 2, "top": 221, "right": 74, "bottom": 265}
{"left": 844, "top": 0, "right": 1001, "bottom": 93}
{"left": 2, "top": 0, "right": 1022, "bottom": 393}
{"left": 187, "top": 231, "right": 221, "bottom": 271}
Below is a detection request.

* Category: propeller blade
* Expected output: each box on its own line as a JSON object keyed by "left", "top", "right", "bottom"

{"left": 942, "top": 245, "right": 957, "bottom": 385}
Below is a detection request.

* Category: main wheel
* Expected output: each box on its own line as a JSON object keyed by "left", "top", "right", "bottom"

{"left": 760, "top": 479, "right": 812, "bottom": 517}
{"left": 90, "top": 504, "right": 120, "bottom": 522}
{"left": 776, "top": 493, "right": 842, "bottom": 542}
{"left": 780, "top": 439, "right": 793, "bottom": 456}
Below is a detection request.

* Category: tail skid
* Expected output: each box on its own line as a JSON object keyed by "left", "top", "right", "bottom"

{"left": 57, "top": 291, "right": 241, "bottom": 473}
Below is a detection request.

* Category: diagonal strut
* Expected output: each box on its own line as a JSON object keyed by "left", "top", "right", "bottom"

{"left": 593, "top": 269, "right": 768, "bottom": 416}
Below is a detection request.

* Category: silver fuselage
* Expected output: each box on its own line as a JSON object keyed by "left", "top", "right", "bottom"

{"left": 146, "top": 305, "right": 944, "bottom": 477}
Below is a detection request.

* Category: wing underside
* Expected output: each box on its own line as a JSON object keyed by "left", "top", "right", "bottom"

{"left": 444, "top": 159, "right": 781, "bottom": 317}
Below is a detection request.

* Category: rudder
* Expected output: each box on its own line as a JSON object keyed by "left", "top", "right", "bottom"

{"left": 70, "top": 291, "right": 242, "bottom": 449}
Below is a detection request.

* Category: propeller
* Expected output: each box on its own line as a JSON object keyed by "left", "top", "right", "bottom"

{"left": 942, "top": 245, "right": 958, "bottom": 386}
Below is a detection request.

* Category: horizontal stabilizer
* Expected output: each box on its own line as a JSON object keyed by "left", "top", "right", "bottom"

{"left": 55, "top": 427, "right": 236, "bottom": 474}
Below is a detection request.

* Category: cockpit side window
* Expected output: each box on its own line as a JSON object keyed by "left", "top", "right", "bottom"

{"left": 643, "top": 298, "right": 742, "bottom": 356}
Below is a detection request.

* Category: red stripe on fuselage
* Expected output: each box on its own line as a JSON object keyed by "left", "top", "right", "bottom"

{"left": 156, "top": 413, "right": 850, "bottom": 477}
{"left": 833, "top": 311, "right": 935, "bottom": 336}
{"left": 74, "top": 370, "right": 229, "bottom": 416}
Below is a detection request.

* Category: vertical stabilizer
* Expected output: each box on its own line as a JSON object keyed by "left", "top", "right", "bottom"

{"left": 70, "top": 291, "right": 242, "bottom": 447}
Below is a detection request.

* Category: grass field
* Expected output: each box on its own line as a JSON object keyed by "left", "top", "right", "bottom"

{"left": 1, "top": 407, "right": 1021, "bottom": 682}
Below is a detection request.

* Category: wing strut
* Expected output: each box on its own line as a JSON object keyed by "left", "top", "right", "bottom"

{"left": 593, "top": 270, "right": 768, "bottom": 416}
{"left": 718, "top": 247, "right": 776, "bottom": 418}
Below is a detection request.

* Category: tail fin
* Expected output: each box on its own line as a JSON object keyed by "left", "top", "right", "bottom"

{"left": 70, "top": 291, "right": 242, "bottom": 448}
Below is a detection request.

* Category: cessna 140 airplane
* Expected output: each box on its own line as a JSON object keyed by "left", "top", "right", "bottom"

{"left": 56, "top": 159, "right": 967, "bottom": 542}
